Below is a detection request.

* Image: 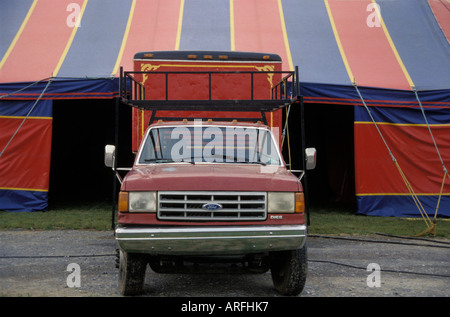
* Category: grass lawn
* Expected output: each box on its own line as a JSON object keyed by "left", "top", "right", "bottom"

{"left": 1, "top": 202, "right": 449, "bottom": 239}
{"left": 0, "top": 202, "right": 114, "bottom": 231}
{"left": 308, "top": 205, "right": 450, "bottom": 239}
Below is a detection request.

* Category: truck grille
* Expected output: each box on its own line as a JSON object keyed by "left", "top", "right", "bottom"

{"left": 158, "top": 191, "right": 267, "bottom": 221}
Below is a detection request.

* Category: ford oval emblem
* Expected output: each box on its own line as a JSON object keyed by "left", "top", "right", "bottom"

{"left": 202, "top": 203, "right": 223, "bottom": 211}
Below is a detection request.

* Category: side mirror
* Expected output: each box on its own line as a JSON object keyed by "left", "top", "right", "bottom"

{"left": 305, "top": 148, "right": 317, "bottom": 170}
{"left": 104, "top": 145, "right": 116, "bottom": 168}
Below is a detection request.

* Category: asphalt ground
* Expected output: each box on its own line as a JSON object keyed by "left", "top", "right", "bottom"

{"left": 0, "top": 230, "right": 448, "bottom": 299}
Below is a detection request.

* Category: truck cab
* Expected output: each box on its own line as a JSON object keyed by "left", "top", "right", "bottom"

{"left": 105, "top": 51, "right": 316, "bottom": 296}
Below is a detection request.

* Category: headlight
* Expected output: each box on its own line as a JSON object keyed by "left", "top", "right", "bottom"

{"left": 268, "top": 192, "right": 295, "bottom": 213}
{"left": 129, "top": 191, "right": 157, "bottom": 212}
{"left": 267, "top": 192, "right": 305, "bottom": 213}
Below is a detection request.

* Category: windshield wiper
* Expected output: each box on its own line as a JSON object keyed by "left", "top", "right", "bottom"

{"left": 144, "top": 158, "right": 176, "bottom": 163}
{"left": 240, "top": 161, "right": 267, "bottom": 166}
{"left": 144, "top": 158, "right": 195, "bottom": 164}
{"left": 163, "top": 155, "right": 269, "bottom": 165}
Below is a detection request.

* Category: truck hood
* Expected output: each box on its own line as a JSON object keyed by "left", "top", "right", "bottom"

{"left": 122, "top": 163, "right": 301, "bottom": 192}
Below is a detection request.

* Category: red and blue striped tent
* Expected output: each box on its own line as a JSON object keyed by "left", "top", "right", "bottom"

{"left": 1, "top": 0, "right": 449, "bottom": 217}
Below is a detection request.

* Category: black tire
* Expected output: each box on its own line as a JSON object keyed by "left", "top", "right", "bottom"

{"left": 270, "top": 246, "right": 307, "bottom": 296}
{"left": 118, "top": 250, "right": 147, "bottom": 296}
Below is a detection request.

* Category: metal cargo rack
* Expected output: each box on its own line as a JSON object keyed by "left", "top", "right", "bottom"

{"left": 118, "top": 66, "right": 303, "bottom": 125}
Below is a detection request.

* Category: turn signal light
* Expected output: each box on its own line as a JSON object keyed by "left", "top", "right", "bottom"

{"left": 295, "top": 193, "right": 305, "bottom": 213}
{"left": 118, "top": 191, "right": 129, "bottom": 212}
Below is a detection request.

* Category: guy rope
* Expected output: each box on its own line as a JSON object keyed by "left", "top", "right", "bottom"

{"left": 412, "top": 87, "right": 449, "bottom": 236}
{"left": 353, "top": 82, "right": 447, "bottom": 237}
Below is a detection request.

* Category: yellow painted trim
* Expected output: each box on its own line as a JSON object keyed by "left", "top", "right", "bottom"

{"left": 324, "top": 0, "right": 354, "bottom": 82}
{"left": 175, "top": 0, "right": 185, "bottom": 50}
{"left": 354, "top": 121, "right": 450, "bottom": 128}
{"left": 230, "top": 0, "right": 235, "bottom": 51}
{"left": 111, "top": 0, "right": 136, "bottom": 76}
{"left": 53, "top": 0, "right": 88, "bottom": 77}
{"left": 277, "top": 0, "right": 294, "bottom": 71}
{"left": 154, "top": 63, "right": 262, "bottom": 69}
{"left": 357, "top": 193, "right": 450, "bottom": 196}
{"left": 372, "top": 0, "right": 414, "bottom": 88}
{"left": 0, "top": 0, "right": 38, "bottom": 71}
{"left": 0, "top": 115, "right": 52, "bottom": 120}
{"left": 138, "top": 62, "right": 274, "bottom": 86}
{"left": 141, "top": 109, "right": 145, "bottom": 138}
{"left": 0, "top": 187, "right": 48, "bottom": 192}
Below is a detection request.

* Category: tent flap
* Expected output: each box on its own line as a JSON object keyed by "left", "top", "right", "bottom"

{"left": 0, "top": 99, "right": 53, "bottom": 212}
{"left": 354, "top": 106, "right": 450, "bottom": 217}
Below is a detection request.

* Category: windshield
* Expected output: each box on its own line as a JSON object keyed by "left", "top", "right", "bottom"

{"left": 137, "top": 125, "right": 282, "bottom": 165}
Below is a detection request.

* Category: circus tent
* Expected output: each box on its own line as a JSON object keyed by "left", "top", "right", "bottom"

{"left": 1, "top": 0, "right": 449, "bottom": 217}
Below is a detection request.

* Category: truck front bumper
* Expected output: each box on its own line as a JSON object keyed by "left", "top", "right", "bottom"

{"left": 115, "top": 225, "right": 307, "bottom": 255}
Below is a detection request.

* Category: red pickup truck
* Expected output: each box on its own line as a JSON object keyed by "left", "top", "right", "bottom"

{"left": 105, "top": 51, "right": 316, "bottom": 296}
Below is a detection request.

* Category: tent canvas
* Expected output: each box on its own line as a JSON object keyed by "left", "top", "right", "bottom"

{"left": 293, "top": 82, "right": 450, "bottom": 217}
{"left": 0, "top": 78, "right": 119, "bottom": 211}
{"left": 0, "top": 0, "right": 449, "bottom": 217}
{"left": 0, "top": 99, "right": 52, "bottom": 211}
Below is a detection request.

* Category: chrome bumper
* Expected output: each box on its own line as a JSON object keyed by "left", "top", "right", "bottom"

{"left": 115, "top": 225, "right": 307, "bottom": 255}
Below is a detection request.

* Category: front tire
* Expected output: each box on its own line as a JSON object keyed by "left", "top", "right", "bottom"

{"left": 270, "top": 246, "right": 307, "bottom": 296}
{"left": 118, "top": 250, "right": 147, "bottom": 296}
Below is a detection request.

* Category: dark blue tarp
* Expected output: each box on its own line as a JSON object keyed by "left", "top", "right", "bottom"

{"left": 299, "top": 82, "right": 450, "bottom": 108}
{"left": 0, "top": 78, "right": 119, "bottom": 100}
